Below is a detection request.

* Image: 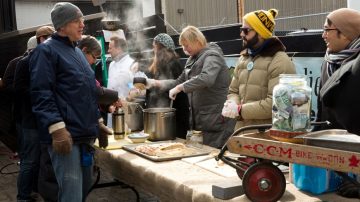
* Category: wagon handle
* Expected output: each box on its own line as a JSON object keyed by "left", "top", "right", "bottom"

{"left": 216, "top": 124, "right": 272, "bottom": 161}
{"left": 311, "top": 120, "right": 331, "bottom": 127}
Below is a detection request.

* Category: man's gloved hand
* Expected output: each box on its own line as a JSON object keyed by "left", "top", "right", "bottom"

{"left": 98, "top": 119, "right": 113, "bottom": 149}
{"left": 169, "top": 84, "right": 183, "bottom": 100}
{"left": 221, "top": 100, "right": 241, "bottom": 118}
{"left": 51, "top": 128, "right": 73, "bottom": 155}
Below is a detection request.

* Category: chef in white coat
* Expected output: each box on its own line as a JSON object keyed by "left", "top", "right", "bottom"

{"left": 107, "top": 35, "right": 135, "bottom": 126}
{"left": 107, "top": 35, "right": 134, "bottom": 97}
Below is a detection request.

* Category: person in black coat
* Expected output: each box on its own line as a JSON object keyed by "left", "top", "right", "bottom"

{"left": 145, "top": 33, "right": 190, "bottom": 139}
{"left": 316, "top": 8, "right": 360, "bottom": 199}
{"left": 14, "top": 26, "right": 55, "bottom": 202}
{"left": 0, "top": 54, "right": 24, "bottom": 151}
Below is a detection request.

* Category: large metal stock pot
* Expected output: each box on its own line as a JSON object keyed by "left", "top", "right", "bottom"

{"left": 125, "top": 101, "right": 144, "bottom": 132}
{"left": 143, "top": 108, "right": 176, "bottom": 141}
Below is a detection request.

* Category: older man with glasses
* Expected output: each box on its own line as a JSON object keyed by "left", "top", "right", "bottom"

{"left": 222, "top": 9, "right": 295, "bottom": 132}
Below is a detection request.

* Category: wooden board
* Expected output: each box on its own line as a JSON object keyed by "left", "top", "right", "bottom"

{"left": 227, "top": 131, "right": 360, "bottom": 174}
{"left": 94, "top": 135, "right": 151, "bottom": 150}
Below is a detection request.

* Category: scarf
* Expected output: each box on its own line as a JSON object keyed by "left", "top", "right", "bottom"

{"left": 325, "top": 37, "right": 360, "bottom": 76}
{"left": 248, "top": 39, "right": 271, "bottom": 57}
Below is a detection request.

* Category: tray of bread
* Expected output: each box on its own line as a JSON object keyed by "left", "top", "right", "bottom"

{"left": 122, "top": 141, "right": 211, "bottom": 162}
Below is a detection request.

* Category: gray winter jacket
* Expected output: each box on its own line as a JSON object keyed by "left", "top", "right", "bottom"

{"left": 164, "top": 43, "right": 231, "bottom": 147}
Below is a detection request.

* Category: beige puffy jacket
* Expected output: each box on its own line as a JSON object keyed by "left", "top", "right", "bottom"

{"left": 228, "top": 37, "right": 296, "bottom": 130}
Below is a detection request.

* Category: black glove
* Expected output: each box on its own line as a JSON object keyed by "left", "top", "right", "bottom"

{"left": 336, "top": 172, "right": 360, "bottom": 198}
{"left": 98, "top": 119, "right": 113, "bottom": 149}
{"left": 96, "top": 86, "right": 119, "bottom": 105}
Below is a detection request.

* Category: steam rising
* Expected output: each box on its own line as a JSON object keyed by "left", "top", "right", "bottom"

{"left": 102, "top": 0, "right": 153, "bottom": 71}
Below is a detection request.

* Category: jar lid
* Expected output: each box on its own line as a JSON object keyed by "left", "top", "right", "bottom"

{"left": 192, "top": 130, "right": 202, "bottom": 135}
{"left": 279, "top": 74, "right": 307, "bottom": 86}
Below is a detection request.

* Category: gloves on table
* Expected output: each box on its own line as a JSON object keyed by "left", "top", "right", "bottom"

{"left": 169, "top": 84, "right": 183, "bottom": 100}
{"left": 221, "top": 100, "right": 241, "bottom": 118}
{"left": 98, "top": 118, "right": 113, "bottom": 149}
{"left": 51, "top": 128, "right": 73, "bottom": 155}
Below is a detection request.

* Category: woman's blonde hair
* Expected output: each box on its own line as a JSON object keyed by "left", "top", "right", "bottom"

{"left": 179, "top": 26, "right": 207, "bottom": 48}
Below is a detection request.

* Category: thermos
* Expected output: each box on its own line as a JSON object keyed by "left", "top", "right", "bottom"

{"left": 112, "top": 107, "right": 125, "bottom": 139}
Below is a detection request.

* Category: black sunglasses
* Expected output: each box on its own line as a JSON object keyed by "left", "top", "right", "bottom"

{"left": 240, "top": 27, "right": 254, "bottom": 35}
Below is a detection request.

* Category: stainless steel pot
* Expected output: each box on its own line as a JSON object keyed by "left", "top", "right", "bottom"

{"left": 143, "top": 108, "right": 176, "bottom": 141}
{"left": 125, "top": 102, "right": 144, "bottom": 132}
{"left": 101, "top": 20, "right": 122, "bottom": 31}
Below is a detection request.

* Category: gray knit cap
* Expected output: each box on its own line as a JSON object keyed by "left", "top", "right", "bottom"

{"left": 154, "top": 33, "right": 175, "bottom": 50}
{"left": 51, "top": 2, "right": 83, "bottom": 30}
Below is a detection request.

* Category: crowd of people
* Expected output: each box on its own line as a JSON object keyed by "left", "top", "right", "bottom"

{"left": 0, "top": 1, "right": 359, "bottom": 201}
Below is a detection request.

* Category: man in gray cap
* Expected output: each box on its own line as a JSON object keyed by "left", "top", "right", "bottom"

{"left": 29, "top": 2, "right": 106, "bottom": 202}
{"left": 316, "top": 8, "right": 360, "bottom": 198}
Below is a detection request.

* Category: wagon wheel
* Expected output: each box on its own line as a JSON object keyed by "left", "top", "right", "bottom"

{"left": 235, "top": 157, "right": 257, "bottom": 179}
{"left": 242, "top": 162, "right": 286, "bottom": 202}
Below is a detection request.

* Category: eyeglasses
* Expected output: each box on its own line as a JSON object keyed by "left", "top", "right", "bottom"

{"left": 91, "top": 53, "right": 100, "bottom": 60}
{"left": 70, "top": 18, "right": 85, "bottom": 25}
{"left": 240, "top": 27, "right": 254, "bottom": 35}
{"left": 323, "top": 28, "right": 339, "bottom": 34}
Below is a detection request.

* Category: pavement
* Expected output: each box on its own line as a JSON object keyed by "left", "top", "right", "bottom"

{"left": 0, "top": 140, "right": 159, "bottom": 202}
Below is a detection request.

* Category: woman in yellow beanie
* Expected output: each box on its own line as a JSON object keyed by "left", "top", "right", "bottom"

{"left": 222, "top": 9, "right": 296, "bottom": 132}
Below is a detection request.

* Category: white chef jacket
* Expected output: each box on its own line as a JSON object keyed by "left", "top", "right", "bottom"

{"left": 107, "top": 53, "right": 134, "bottom": 128}
{"left": 107, "top": 54, "right": 134, "bottom": 99}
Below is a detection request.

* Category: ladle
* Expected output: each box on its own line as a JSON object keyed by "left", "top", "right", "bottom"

{"left": 170, "top": 99, "right": 174, "bottom": 108}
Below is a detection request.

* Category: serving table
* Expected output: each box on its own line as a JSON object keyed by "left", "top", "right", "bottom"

{"left": 94, "top": 136, "right": 355, "bottom": 202}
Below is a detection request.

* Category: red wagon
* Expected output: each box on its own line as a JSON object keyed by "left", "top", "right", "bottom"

{"left": 216, "top": 123, "right": 360, "bottom": 202}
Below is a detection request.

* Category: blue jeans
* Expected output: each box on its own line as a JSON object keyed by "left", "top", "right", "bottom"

{"left": 16, "top": 124, "right": 40, "bottom": 201}
{"left": 48, "top": 144, "right": 93, "bottom": 202}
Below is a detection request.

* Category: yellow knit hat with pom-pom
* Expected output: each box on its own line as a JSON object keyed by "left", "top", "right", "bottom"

{"left": 243, "top": 9, "right": 278, "bottom": 39}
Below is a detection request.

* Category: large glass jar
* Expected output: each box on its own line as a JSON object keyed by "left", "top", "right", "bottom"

{"left": 272, "top": 74, "right": 312, "bottom": 132}
{"left": 186, "top": 130, "right": 203, "bottom": 148}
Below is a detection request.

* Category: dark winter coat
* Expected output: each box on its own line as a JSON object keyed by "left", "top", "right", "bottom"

{"left": 163, "top": 43, "right": 231, "bottom": 147}
{"left": 0, "top": 55, "right": 23, "bottom": 141}
{"left": 146, "top": 58, "right": 190, "bottom": 139}
{"left": 315, "top": 61, "right": 344, "bottom": 131}
{"left": 318, "top": 50, "right": 360, "bottom": 135}
{"left": 29, "top": 33, "right": 100, "bottom": 144}
{"left": 13, "top": 53, "right": 38, "bottom": 128}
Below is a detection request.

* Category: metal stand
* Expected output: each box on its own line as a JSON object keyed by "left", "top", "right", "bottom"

{"left": 89, "top": 166, "right": 140, "bottom": 202}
